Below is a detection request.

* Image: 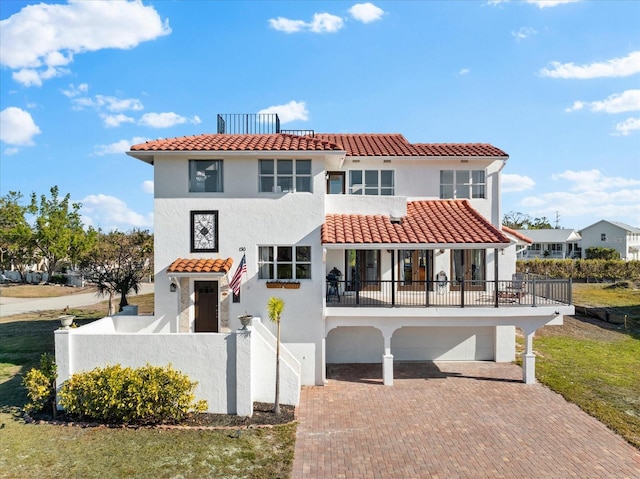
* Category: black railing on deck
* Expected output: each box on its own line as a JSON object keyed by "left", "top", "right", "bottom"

{"left": 325, "top": 278, "right": 572, "bottom": 308}
{"left": 217, "top": 114, "right": 280, "bottom": 134}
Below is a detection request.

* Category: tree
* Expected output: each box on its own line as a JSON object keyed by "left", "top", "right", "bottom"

{"left": 80, "top": 229, "right": 153, "bottom": 314}
{"left": 267, "top": 296, "right": 285, "bottom": 415}
{"left": 502, "top": 211, "right": 554, "bottom": 230}
{"left": 30, "top": 186, "right": 94, "bottom": 274}
{"left": 0, "top": 191, "right": 35, "bottom": 280}
{"left": 585, "top": 247, "right": 620, "bottom": 260}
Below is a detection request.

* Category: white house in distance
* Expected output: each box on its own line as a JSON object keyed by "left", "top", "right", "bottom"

{"left": 579, "top": 220, "right": 640, "bottom": 261}
{"left": 54, "top": 114, "right": 574, "bottom": 416}
{"left": 515, "top": 229, "right": 581, "bottom": 260}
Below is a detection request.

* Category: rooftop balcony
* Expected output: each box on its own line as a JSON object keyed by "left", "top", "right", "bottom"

{"left": 216, "top": 113, "right": 314, "bottom": 136}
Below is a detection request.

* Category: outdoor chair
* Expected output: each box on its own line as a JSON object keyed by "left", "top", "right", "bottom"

{"left": 500, "top": 272, "right": 526, "bottom": 303}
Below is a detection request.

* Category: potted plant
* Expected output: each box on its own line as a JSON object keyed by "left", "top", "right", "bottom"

{"left": 266, "top": 281, "right": 284, "bottom": 289}
{"left": 238, "top": 314, "right": 252, "bottom": 330}
{"left": 58, "top": 314, "right": 75, "bottom": 329}
{"left": 283, "top": 281, "right": 300, "bottom": 289}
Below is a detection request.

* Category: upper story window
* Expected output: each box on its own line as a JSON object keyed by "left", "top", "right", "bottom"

{"left": 440, "top": 170, "right": 485, "bottom": 199}
{"left": 258, "top": 245, "right": 312, "bottom": 280}
{"left": 349, "top": 170, "right": 394, "bottom": 195}
{"left": 259, "top": 159, "right": 312, "bottom": 193}
{"left": 189, "top": 160, "right": 223, "bottom": 192}
{"left": 601, "top": 233, "right": 607, "bottom": 242}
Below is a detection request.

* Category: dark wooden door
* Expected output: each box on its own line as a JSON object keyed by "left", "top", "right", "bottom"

{"left": 194, "top": 281, "right": 218, "bottom": 332}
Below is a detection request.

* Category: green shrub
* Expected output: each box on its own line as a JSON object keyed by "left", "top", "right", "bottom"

{"left": 22, "top": 353, "right": 57, "bottom": 416}
{"left": 49, "top": 274, "right": 68, "bottom": 285}
{"left": 58, "top": 363, "right": 207, "bottom": 424}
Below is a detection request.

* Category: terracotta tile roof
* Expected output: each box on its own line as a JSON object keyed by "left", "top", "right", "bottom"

{"left": 502, "top": 226, "right": 532, "bottom": 244}
{"left": 167, "top": 258, "right": 234, "bottom": 274}
{"left": 130, "top": 133, "right": 508, "bottom": 159}
{"left": 413, "top": 143, "right": 508, "bottom": 157}
{"left": 322, "top": 200, "right": 510, "bottom": 245}
{"left": 314, "top": 134, "right": 422, "bottom": 156}
{"left": 131, "top": 134, "right": 343, "bottom": 152}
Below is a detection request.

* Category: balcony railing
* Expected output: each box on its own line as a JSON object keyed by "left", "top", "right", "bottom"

{"left": 217, "top": 113, "right": 280, "bottom": 134}
{"left": 325, "top": 278, "right": 572, "bottom": 308}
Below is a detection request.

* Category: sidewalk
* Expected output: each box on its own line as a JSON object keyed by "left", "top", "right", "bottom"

{"left": 0, "top": 283, "right": 155, "bottom": 317}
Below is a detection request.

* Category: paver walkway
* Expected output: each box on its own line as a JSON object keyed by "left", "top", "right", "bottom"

{"left": 292, "top": 362, "right": 640, "bottom": 479}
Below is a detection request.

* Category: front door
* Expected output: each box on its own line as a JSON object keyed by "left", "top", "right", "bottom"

{"left": 451, "top": 250, "right": 485, "bottom": 291}
{"left": 194, "top": 281, "right": 218, "bottom": 332}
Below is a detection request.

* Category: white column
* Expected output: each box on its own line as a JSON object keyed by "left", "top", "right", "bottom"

{"left": 235, "top": 329, "right": 253, "bottom": 416}
{"left": 321, "top": 337, "right": 327, "bottom": 385}
{"left": 54, "top": 329, "right": 72, "bottom": 409}
{"left": 522, "top": 329, "right": 536, "bottom": 384}
{"left": 382, "top": 333, "right": 394, "bottom": 386}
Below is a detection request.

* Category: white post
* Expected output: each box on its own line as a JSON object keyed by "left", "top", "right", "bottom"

{"left": 235, "top": 328, "right": 253, "bottom": 416}
{"left": 54, "top": 329, "right": 72, "bottom": 409}
{"left": 382, "top": 333, "right": 394, "bottom": 386}
{"left": 522, "top": 329, "right": 536, "bottom": 384}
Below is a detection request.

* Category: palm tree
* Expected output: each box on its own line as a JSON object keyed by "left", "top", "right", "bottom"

{"left": 267, "top": 296, "right": 284, "bottom": 415}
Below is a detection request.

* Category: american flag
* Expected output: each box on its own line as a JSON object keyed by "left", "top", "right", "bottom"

{"left": 230, "top": 254, "right": 247, "bottom": 295}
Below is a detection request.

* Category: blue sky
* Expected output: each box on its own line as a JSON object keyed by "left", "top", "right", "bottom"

{"left": 1, "top": 0, "right": 639, "bottom": 232}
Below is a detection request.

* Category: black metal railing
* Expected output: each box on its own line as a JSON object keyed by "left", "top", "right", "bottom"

{"left": 216, "top": 113, "right": 280, "bottom": 134}
{"left": 325, "top": 278, "right": 572, "bottom": 308}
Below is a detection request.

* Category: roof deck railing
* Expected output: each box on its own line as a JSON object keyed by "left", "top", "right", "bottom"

{"left": 217, "top": 113, "right": 281, "bottom": 134}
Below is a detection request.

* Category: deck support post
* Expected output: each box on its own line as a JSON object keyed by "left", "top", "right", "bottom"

{"left": 382, "top": 332, "right": 394, "bottom": 386}
{"left": 522, "top": 328, "right": 537, "bottom": 384}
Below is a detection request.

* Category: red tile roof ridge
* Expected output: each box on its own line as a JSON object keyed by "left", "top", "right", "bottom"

{"left": 167, "top": 257, "right": 234, "bottom": 274}
{"left": 502, "top": 226, "right": 533, "bottom": 244}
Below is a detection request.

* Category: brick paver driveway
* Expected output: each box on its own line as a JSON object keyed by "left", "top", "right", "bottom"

{"left": 292, "top": 362, "right": 640, "bottom": 479}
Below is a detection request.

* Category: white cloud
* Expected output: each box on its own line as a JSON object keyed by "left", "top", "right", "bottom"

{"left": 142, "top": 181, "right": 154, "bottom": 194}
{"left": 3, "top": 147, "right": 19, "bottom": 156}
{"left": 0, "top": 107, "right": 41, "bottom": 146}
{"left": 81, "top": 194, "right": 153, "bottom": 231}
{"left": 94, "top": 136, "right": 148, "bottom": 156}
{"left": 540, "top": 51, "right": 640, "bottom": 79}
{"left": 309, "top": 13, "right": 344, "bottom": 33}
{"left": 258, "top": 101, "right": 309, "bottom": 124}
{"left": 516, "top": 169, "right": 640, "bottom": 227}
{"left": 101, "top": 113, "right": 136, "bottom": 128}
{"left": 511, "top": 27, "right": 537, "bottom": 41}
{"left": 349, "top": 3, "right": 384, "bottom": 23}
{"left": 73, "top": 94, "right": 144, "bottom": 112}
{"left": 614, "top": 117, "right": 640, "bottom": 136}
{"left": 459, "top": 68, "right": 470, "bottom": 75}
{"left": 138, "top": 112, "right": 201, "bottom": 128}
{"left": 268, "top": 17, "right": 307, "bottom": 33}
{"left": 0, "top": 0, "right": 171, "bottom": 87}
{"left": 269, "top": 12, "right": 344, "bottom": 34}
{"left": 566, "top": 90, "right": 640, "bottom": 114}
{"left": 62, "top": 83, "right": 89, "bottom": 98}
{"left": 502, "top": 173, "right": 536, "bottom": 193}
{"left": 488, "top": 0, "right": 580, "bottom": 7}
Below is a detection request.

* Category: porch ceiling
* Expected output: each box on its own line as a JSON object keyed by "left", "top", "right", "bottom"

{"left": 322, "top": 200, "right": 511, "bottom": 247}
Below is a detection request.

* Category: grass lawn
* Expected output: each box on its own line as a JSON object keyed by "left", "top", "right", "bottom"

{"left": 0, "top": 292, "right": 296, "bottom": 479}
{"left": 532, "top": 282, "right": 640, "bottom": 449}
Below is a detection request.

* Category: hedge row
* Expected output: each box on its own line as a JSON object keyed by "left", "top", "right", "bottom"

{"left": 517, "top": 259, "right": 640, "bottom": 281}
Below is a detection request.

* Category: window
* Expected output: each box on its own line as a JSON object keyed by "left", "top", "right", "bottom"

{"left": 349, "top": 170, "right": 394, "bottom": 195}
{"left": 440, "top": 170, "right": 485, "bottom": 199}
{"left": 258, "top": 246, "right": 311, "bottom": 280}
{"left": 327, "top": 172, "right": 345, "bottom": 194}
{"left": 601, "top": 233, "right": 607, "bottom": 242}
{"left": 189, "top": 160, "right": 223, "bottom": 192}
{"left": 259, "top": 159, "right": 311, "bottom": 193}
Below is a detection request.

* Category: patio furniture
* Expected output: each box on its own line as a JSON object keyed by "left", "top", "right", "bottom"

{"left": 499, "top": 273, "right": 526, "bottom": 303}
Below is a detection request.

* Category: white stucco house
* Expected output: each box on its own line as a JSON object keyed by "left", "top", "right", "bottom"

{"left": 515, "top": 228, "right": 582, "bottom": 259}
{"left": 55, "top": 114, "right": 573, "bottom": 416}
{"left": 579, "top": 220, "right": 640, "bottom": 261}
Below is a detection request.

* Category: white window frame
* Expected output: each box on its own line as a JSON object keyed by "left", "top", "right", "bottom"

{"left": 259, "top": 159, "right": 312, "bottom": 193}
{"left": 258, "top": 245, "right": 312, "bottom": 280}
{"left": 440, "top": 170, "right": 485, "bottom": 199}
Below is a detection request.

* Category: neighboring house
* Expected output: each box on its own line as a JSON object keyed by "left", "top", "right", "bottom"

{"left": 515, "top": 229, "right": 582, "bottom": 259}
{"left": 55, "top": 114, "right": 573, "bottom": 415}
{"left": 579, "top": 220, "right": 640, "bottom": 261}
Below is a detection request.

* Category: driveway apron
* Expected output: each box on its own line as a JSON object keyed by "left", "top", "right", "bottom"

{"left": 292, "top": 362, "right": 640, "bottom": 479}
